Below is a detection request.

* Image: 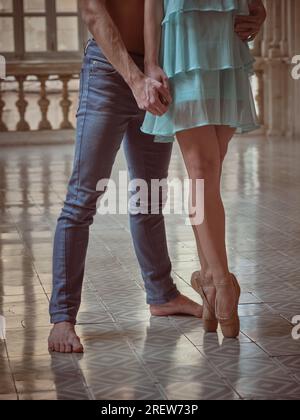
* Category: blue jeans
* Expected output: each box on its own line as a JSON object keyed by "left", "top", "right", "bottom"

{"left": 50, "top": 40, "right": 179, "bottom": 324}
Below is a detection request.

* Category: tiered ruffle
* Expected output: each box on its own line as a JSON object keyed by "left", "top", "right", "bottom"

{"left": 162, "top": 0, "right": 251, "bottom": 24}
{"left": 141, "top": 0, "right": 259, "bottom": 143}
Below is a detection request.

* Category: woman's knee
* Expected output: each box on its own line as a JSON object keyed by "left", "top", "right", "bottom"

{"left": 177, "top": 126, "right": 222, "bottom": 180}
{"left": 187, "top": 155, "right": 221, "bottom": 180}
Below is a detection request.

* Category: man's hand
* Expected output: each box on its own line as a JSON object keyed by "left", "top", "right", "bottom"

{"left": 235, "top": 0, "right": 267, "bottom": 42}
{"left": 131, "top": 71, "right": 172, "bottom": 116}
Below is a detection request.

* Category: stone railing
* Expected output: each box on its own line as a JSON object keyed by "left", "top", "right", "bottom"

{"left": 0, "top": 60, "right": 81, "bottom": 144}
{"left": 0, "top": 58, "right": 266, "bottom": 144}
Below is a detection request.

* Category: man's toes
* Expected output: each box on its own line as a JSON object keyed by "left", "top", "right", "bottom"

{"left": 73, "top": 346, "right": 84, "bottom": 354}
{"left": 59, "top": 343, "right": 66, "bottom": 353}
{"left": 72, "top": 337, "right": 84, "bottom": 353}
{"left": 48, "top": 341, "right": 55, "bottom": 352}
{"left": 54, "top": 342, "right": 60, "bottom": 353}
{"left": 65, "top": 344, "right": 72, "bottom": 353}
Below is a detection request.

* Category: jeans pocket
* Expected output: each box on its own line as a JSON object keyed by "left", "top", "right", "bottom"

{"left": 89, "top": 57, "right": 118, "bottom": 77}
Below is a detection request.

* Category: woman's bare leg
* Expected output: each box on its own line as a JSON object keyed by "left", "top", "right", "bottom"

{"left": 191, "top": 127, "right": 234, "bottom": 282}
{"left": 215, "top": 126, "right": 236, "bottom": 177}
{"left": 193, "top": 226, "right": 212, "bottom": 279}
{"left": 177, "top": 126, "right": 237, "bottom": 319}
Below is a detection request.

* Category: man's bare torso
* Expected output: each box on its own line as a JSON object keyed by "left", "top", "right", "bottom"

{"left": 106, "top": 0, "right": 144, "bottom": 55}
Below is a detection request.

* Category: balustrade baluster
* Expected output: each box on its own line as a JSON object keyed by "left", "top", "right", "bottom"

{"left": 0, "top": 81, "right": 8, "bottom": 132}
{"left": 38, "top": 75, "right": 52, "bottom": 130}
{"left": 59, "top": 75, "right": 73, "bottom": 129}
{"left": 16, "top": 76, "right": 30, "bottom": 132}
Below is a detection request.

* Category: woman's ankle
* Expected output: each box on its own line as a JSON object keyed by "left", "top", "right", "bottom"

{"left": 213, "top": 271, "right": 232, "bottom": 287}
{"left": 200, "top": 269, "right": 214, "bottom": 285}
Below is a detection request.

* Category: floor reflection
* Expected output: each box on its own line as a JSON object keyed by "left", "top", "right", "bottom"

{"left": 0, "top": 137, "right": 300, "bottom": 400}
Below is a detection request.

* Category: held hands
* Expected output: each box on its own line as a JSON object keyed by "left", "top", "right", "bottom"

{"left": 235, "top": 0, "right": 267, "bottom": 42}
{"left": 131, "top": 65, "right": 172, "bottom": 116}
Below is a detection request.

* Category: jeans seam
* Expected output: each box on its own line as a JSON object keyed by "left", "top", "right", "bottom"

{"left": 75, "top": 68, "right": 90, "bottom": 202}
{"left": 62, "top": 219, "right": 69, "bottom": 321}
{"left": 64, "top": 221, "right": 70, "bottom": 321}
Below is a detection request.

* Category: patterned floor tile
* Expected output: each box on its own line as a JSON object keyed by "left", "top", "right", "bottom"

{"left": 245, "top": 395, "right": 300, "bottom": 400}
{"left": 144, "top": 362, "right": 219, "bottom": 384}
{"left": 275, "top": 355, "right": 300, "bottom": 374}
{"left": 163, "top": 380, "right": 240, "bottom": 400}
{"left": 256, "top": 336, "right": 300, "bottom": 357}
{"left": 5, "top": 328, "right": 50, "bottom": 357}
{"left": 0, "top": 393, "right": 18, "bottom": 400}
{"left": 77, "top": 353, "right": 141, "bottom": 373}
{"left": 252, "top": 289, "right": 300, "bottom": 303}
{"left": 0, "top": 358, "right": 11, "bottom": 375}
{"left": 239, "top": 293, "right": 263, "bottom": 304}
{"left": 85, "top": 365, "right": 151, "bottom": 386}
{"left": 1, "top": 139, "right": 300, "bottom": 399}
{"left": 240, "top": 315, "right": 293, "bottom": 341}
{"left": 198, "top": 341, "right": 268, "bottom": 361}
{"left": 0, "top": 375, "right": 16, "bottom": 395}
{"left": 232, "top": 377, "right": 300, "bottom": 399}
{"left": 137, "top": 343, "right": 205, "bottom": 365}
{"left": 269, "top": 302, "right": 300, "bottom": 321}
{"left": 185, "top": 329, "right": 251, "bottom": 346}
{"left": 92, "top": 383, "right": 165, "bottom": 400}
{"left": 18, "top": 389, "right": 90, "bottom": 400}
{"left": 9, "top": 354, "right": 79, "bottom": 376}
{"left": 14, "top": 373, "right": 86, "bottom": 395}
{"left": 77, "top": 311, "right": 114, "bottom": 325}
{"left": 75, "top": 323, "right": 120, "bottom": 337}
{"left": 211, "top": 356, "right": 292, "bottom": 380}
{"left": 130, "top": 334, "right": 191, "bottom": 351}
{"left": 238, "top": 304, "right": 274, "bottom": 317}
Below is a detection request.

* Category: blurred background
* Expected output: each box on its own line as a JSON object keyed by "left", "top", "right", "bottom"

{"left": 0, "top": 0, "right": 86, "bottom": 142}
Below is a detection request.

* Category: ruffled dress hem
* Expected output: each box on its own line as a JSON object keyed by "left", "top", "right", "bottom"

{"left": 141, "top": 0, "right": 259, "bottom": 143}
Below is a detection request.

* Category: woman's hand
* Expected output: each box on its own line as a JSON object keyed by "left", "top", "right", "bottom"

{"left": 235, "top": 0, "right": 266, "bottom": 42}
{"left": 145, "top": 64, "right": 172, "bottom": 109}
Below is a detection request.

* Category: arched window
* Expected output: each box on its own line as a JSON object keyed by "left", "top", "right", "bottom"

{"left": 0, "top": 0, "right": 87, "bottom": 60}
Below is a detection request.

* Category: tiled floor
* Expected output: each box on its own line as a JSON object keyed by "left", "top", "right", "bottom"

{"left": 0, "top": 135, "right": 300, "bottom": 400}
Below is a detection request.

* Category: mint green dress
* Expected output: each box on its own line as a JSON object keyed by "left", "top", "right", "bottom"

{"left": 141, "top": 0, "right": 259, "bottom": 143}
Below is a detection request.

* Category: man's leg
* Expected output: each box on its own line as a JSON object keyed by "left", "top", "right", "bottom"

{"left": 49, "top": 44, "right": 134, "bottom": 352}
{"left": 123, "top": 116, "right": 203, "bottom": 317}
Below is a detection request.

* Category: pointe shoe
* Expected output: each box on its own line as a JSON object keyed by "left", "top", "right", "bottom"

{"left": 191, "top": 271, "right": 218, "bottom": 333}
{"left": 215, "top": 274, "right": 241, "bottom": 339}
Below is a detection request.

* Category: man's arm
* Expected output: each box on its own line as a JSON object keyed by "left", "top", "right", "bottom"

{"left": 144, "top": 0, "right": 171, "bottom": 109}
{"left": 235, "top": 0, "right": 267, "bottom": 42}
{"left": 144, "top": 0, "right": 164, "bottom": 67}
{"left": 79, "top": 0, "right": 169, "bottom": 115}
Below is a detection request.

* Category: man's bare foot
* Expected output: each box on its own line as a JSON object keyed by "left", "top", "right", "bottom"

{"left": 150, "top": 294, "right": 203, "bottom": 318}
{"left": 48, "top": 322, "right": 84, "bottom": 354}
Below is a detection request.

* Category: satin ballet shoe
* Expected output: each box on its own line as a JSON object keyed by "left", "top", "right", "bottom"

{"left": 191, "top": 271, "right": 218, "bottom": 333}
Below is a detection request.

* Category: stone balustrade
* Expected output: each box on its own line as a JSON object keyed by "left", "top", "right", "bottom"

{"left": 0, "top": 60, "right": 81, "bottom": 136}
{"left": 2, "top": 0, "right": 300, "bottom": 142}
{"left": 0, "top": 59, "right": 265, "bottom": 139}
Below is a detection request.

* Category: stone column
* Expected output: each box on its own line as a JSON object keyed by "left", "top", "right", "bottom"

{"left": 263, "top": 0, "right": 290, "bottom": 137}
